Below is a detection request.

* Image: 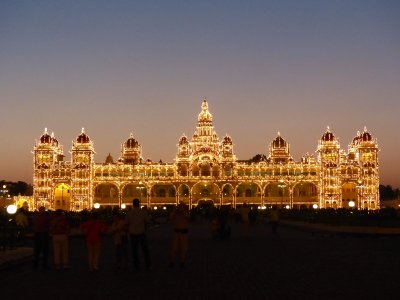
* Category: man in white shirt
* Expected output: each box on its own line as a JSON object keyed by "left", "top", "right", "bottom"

{"left": 126, "top": 198, "right": 151, "bottom": 270}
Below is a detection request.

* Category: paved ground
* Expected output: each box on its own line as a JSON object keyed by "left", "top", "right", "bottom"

{"left": 1, "top": 219, "right": 400, "bottom": 300}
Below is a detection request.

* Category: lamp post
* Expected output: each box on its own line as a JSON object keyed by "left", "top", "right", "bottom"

{"left": 357, "top": 180, "right": 364, "bottom": 210}
{"left": 1, "top": 184, "right": 8, "bottom": 208}
{"left": 137, "top": 186, "right": 145, "bottom": 203}
{"left": 278, "top": 180, "right": 286, "bottom": 208}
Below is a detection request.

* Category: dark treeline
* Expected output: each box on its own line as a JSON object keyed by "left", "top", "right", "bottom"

{"left": 380, "top": 185, "right": 400, "bottom": 201}
{"left": 0, "top": 180, "right": 33, "bottom": 196}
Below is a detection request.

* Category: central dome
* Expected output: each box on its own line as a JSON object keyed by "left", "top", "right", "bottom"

{"left": 198, "top": 99, "right": 213, "bottom": 123}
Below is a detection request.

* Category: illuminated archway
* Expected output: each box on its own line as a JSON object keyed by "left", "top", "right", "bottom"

{"left": 150, "top": 184, "right": 176, "bottom": 205}
{"left": 94, "top": 183, "right": 119, "bottom": 206}
{"left": 221, "top": 183, "right": 234, "bottom": 206}
{"left": 341, "top": 182, "right": 358, "bottom": 209}
{"left": 264, "top": 182, "right": 289, "bottom": 207}
{"left": 293, "top": 182, "right": 318, "bottom": 209}
{"left": 177, "top": 184, "right": 190, "bottom": 205}
{"left": 236, "top": 182, "right": 261, "bottom": 205}
{"left": 191, "top": 182, "right": 220, "bottom": 206}
{"left": 54, "top": 183, "right": 71, "bottom": 210}
{"left": 122, "top": 184, "right": 147, "bottom": 207}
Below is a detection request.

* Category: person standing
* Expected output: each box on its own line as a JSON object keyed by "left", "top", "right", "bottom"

{"left": 169, "top": 202, "right": 190, "bottom": 268}
{"left": 32, "top": 206, "right": 51, "bottom": 270}
{"left": 50, "top": 209, "right": 70, "bottom": 269}
{"left": 239, "top": 203, "right": 250, "bottom": 235}
{"left": 110, "top": 212, "right": 129, "bottom": 270}
{"left": 80, "top": 211, "right": 108, "bottom": 271}
{"left": 15, "top": 207, "right": 29, "bottom": 246}
{"left": 126, "top": 198, "right": 151, "bottom": 270}
{"left": 268, "top": 205, "right": 280, "bottom": 235}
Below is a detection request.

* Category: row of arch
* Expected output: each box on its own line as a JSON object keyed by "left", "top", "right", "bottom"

{"left": 50, "top": 181, "right": 370, "bottom": 210}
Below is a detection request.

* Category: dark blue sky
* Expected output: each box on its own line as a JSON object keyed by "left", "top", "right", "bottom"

{"left": 1, "top": 0, "right": 399, "bottom": 186}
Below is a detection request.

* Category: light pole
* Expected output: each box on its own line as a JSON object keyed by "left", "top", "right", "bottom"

{"left": 278, "top": 180, "right": 286, "bottom": 208}
{"left": 357, "top": 180, "right": 364, "bottom": 209}
{"left": 1, "top": 184, "right": 9, "bottom": 208}
{"left": 137, "top": 186, "right": 145, "bottom": 203}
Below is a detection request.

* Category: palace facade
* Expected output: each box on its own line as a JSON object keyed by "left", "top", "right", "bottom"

{"left": 33, "top": 99, "right": 380, "bottom": 211}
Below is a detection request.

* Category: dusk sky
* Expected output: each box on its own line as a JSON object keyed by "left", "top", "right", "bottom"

{"left": 1, "top": 0, "right": 399, "bottom": 187}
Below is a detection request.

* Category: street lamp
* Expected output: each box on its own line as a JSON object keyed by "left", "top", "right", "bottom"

{"left": 1, "top": 184, "right": 8, "bottom": 208}
{"left": 356, "top": 180, "right": 364, "bottom": 209}
{"left": 136, "top": 186, "right": 145, "bottom": 202}
{"left": 278, "top": 180, "right": 286, "bottom": 208}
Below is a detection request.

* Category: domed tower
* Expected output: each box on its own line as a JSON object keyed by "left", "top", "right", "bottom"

{"left": 317, "top": 126, "right": 341, "bottom": 208}
{"left": 349, "top": 127, "right": 380, "bottom": 209}
{"left": 105, "top": 153, "right": 114, "bottom": 164}
{"left": 220, "top": 134, "right": 236, "bottom": 178}
{"left": 70, "top": 128, "right": 95, "bottom": 210}
{"left": 191, "top": 99, "right": 220, "bottom": 156}
{"left": 221, "top": 134, "right": 234, "bottom": 158}
{"left": 119, "top": 133, "right": 142, "bottom": 165}
{"left": 33, "top": 128, "right": 64, "bottom": 209}
{"left": 268, "top": 132, "right": 291, "bottom": 163}
{"left": 176, "top": 134, "right": 190, "bottom": 176}
{"left": 177, "top": 134, "right": 190, "bottom": 158}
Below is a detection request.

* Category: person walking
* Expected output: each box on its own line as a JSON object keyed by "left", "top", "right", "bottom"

{"left": 169, "top": 201, "right": 190, "bottom": 268}
{"left": 50, "top": 209, "right": 70, "bottom": 269}
{"left": 126, "top": 198, "right": 151, "bottom": 271}
{"left": 32, "top": 206, "right": 51, "bottom": 270}
{"left": 110, "top": 212, "right": 129, "bottom": 270}
{"left": 80, "top": 211, "right": 108, "bottom": 271}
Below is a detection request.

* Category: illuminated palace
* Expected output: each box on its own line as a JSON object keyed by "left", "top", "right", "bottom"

{"left": 33, "top": 99, "right": 380, "bottom": 211}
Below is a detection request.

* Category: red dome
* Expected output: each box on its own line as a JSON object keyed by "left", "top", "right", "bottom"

{"left": 321, "top": 127, "right": 335, "bottom": 142}
{"left": 222, "top": 135, "right": 232, "bottom": 145}
{"left": 40, "top": 128, "right": 52, "bottom": 144}
{"left": 272, "top": 134, "right": 286, "bottom": 148}
{"left": 125, "top": 136, "right": 139, "bottom": 148}
{"left": 77, "top": 132, "right": 90, "bottom": 143}
{"left": 361, "top": 131, "right": 372, "bottom": 142}
{"left": 179, "top": 135, "right": 189, "bottom": 145}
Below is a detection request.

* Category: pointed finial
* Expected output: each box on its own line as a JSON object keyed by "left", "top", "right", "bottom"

{"left": 277, "top": 131, "right": 281, "bottom": 136}
{"left": 130, "top": 132, "right": 134, "bottom": 138}
{"left": 81, "top": 127, "right": 85, "bottom": 133}
{"left": 327, "top": 126, "right": 330, "bottom": 132}
{"left": 364, "top": 126, "right": 367, "bottom": 132}
{"left": 44, "top": 127, "right": 48, "bottom": 134}
{"left": 51, "top": 132, "right": 55, "bottom": 138}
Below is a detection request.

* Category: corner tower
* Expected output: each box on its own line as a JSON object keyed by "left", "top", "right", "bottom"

{"left": 33, "top": 128, "right": 63, "bottom": 209}
{"left": 317, "top": 127, "right": 341, "bottom": 208}
{"left": 70, "top": 128, "right": 95, "bottom": 210}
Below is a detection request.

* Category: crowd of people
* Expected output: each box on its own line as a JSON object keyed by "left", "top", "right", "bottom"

{"left": 4, "top": 200, "right": 279, "bottom": 272}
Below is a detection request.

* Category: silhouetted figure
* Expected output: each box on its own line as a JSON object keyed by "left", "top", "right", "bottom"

{"left": 169, "top": 202, "right": 190, "bottom": 268}
{"left": 268, "top": 205, "right": 280, "bottom": 235}
{"left": 110, "top": 213, "right": 129, "bottom": 270}
{"left": 217, "top": 206, "right": 231, "bottom": 239}
{"left": 50, "top": 209, "right": 70, "bottom": 269}
{"left": 32, "top": 206, "right": 50, "bottom": 270}
{"left": 126, "top": 198, "right": 151, "bottom": 270}
{"left": 239, "top": 203, "right": 250, "bottom": 235}
{"left": 15, "top": 207, "right": 28, "bottom": 246}
{"left": 80, "top": 211, "right": 108, "bottom": 271}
